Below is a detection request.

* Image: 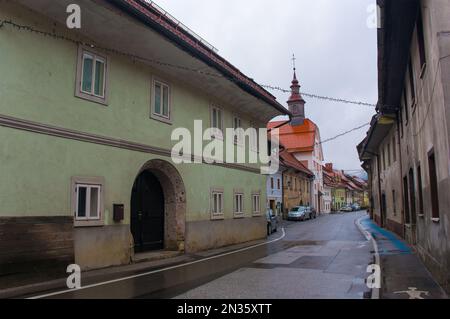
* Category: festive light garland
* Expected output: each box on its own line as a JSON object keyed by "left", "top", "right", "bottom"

{"left": 0, "top": 19, "right": 378, "bottom": 109}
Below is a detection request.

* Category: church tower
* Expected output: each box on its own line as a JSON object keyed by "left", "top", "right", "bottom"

{"left": 287, "top": 55, "right": 306, "bottom": 126}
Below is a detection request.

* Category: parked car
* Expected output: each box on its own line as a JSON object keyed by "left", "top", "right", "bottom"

{"left": 287, "top": 206, "right": 308, "bottom": 221}
{"left": 266, "top": 209, "right": 278, "bottom": 235}
{"left": 340, "top": 205, "right": 353, "bottom": 212}
{"left": 351, "top": 204, "right": 361, "bottom": 211}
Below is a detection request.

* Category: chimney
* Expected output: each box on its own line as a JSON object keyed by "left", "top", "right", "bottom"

{"left": 325, "top": 163, "right": 333, "bottom": 171}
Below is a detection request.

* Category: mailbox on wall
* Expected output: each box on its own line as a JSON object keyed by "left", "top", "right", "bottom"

{"left": 113, "top": 204, "right": 124, "bottom": 222}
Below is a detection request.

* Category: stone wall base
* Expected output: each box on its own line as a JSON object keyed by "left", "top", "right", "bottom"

{"left": 185, "top": 217, "right": 266, "bottom": 253}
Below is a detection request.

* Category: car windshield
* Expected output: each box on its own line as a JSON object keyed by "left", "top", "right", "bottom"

{"left": 292, "top": 207, "right": 306, "bottom": 212}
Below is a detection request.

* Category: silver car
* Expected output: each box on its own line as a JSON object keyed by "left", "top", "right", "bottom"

{"left": 288, "top": 206, "right": 308, "bottom": 221}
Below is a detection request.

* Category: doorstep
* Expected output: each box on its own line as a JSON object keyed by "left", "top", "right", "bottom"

{"left": 133, "top": 250, "right": 182, "bottom": 263}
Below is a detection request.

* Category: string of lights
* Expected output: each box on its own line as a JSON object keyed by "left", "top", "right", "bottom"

{"left": 317, "top": 122, "right": 371, "bottom": 146}
{"left": 260, "top": 84, "right": 376, "bottom": 108}
{"left": 0, "top": 19, "right": 378, "bottom": 109}
{"left": 0, "top": 19, "right": 375, "bottom": 150}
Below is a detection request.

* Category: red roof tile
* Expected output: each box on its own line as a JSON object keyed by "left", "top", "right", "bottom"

{"left": 280, "top": 151, "right": 314, "bottom": 177}
{"left": 268, "top": 119, "right": 318, "bottom": 152}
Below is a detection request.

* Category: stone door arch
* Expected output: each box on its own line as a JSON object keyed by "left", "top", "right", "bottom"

{"left": 132, "top": 159, "right": 186, "bottom": 252}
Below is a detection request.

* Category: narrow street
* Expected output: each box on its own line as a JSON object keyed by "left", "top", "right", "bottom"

{"left": 3, "top": 0, "right": 450, "bottom": 305}
{"left": 29, "top": 212, "right": 373, "bottom": 299}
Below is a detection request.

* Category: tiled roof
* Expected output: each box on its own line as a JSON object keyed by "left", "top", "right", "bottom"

{"left": 116, "top": 0, "right": 289, "bottom": 116}
{"left": 280, "top": 151, "right": 314, "bottom": 177}
{"left": 268, "top": 119, "right": 317, "bottom": 152}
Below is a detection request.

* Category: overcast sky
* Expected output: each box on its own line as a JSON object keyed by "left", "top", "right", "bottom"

{"left": 158, "top": 0, "right": 377, "bottom": 172}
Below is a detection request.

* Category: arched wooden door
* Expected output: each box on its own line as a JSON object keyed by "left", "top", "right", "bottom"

{"left": 131, "top": 171, "right": 165, "bottom": 252}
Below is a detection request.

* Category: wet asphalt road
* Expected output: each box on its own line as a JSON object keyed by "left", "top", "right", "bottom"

{"left": 35, "top": 211, "right": 372, "bottom": 299}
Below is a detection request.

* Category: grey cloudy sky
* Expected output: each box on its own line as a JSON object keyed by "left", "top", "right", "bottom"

{"left": 159, "top": 0, "right": 377, "bottom": 172}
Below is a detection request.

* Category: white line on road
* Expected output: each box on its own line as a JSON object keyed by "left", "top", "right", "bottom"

{"left": 355, "top": 216, "right": 380, "bottom": 300}
{"left": 29, "top": 228, "right": 286, "bottom": 299}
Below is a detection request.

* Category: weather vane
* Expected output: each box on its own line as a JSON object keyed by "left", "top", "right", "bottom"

{"left": 292, "top": 54, "right": 296, "bottom": 71}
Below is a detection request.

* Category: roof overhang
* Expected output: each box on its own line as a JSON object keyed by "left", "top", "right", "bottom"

{"left": 16, "top": 0, "right": 290, "bottom": 123}
{"left": 358, "top": 114, "right": 395, "bottom": 161}
{"left": 377, "top": 0, "right": 419, "bottom": 113}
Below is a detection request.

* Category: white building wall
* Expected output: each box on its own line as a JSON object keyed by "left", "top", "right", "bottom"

{"left": 293, "top": 128, "right": 324, "bottom": 212}
{"left": 266, "top": 172, "right": 283, "bottom": 217}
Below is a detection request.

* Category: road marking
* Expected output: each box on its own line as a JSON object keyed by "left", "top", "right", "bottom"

{"left": 28, "top": 228, "right": 286, "bottom": 299}
{"left": 355, "top": 216, "right": 380, "bottom": 300}
{"left": 394, "top": 287, "right": 430, "bottom": 299}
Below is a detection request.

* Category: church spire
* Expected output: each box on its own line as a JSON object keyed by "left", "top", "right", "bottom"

{"left": 287, "top": 54, "right": 306, "bottom": 126}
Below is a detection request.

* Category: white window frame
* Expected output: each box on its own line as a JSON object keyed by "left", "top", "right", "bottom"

{"left": 252, "top": 191, "right": 262, "bottom": 216}
{"left": 71, "top": 176, "right": 105, "bottom": 227}
{"left": 75, "top": 46, "right": 109, "bottom": 105}
{"left": 234, "top": 190, "right": 244, "bottom": 218}
{"left": 249, "top": 123, "right": 260, "bottom": 153}
{"left": 151, "top": 78, "right": 172, "bottom": 124}
{"left": 210, "top": 105, "right": 224, "bottom": 140}
{"left": 233, "top": 116, "right": 243, "bottom": 145}
{"left": 75, "top": 184, "right": 101, "bottom": 220}
{"left": 211, "top": 188, "right": 224, "bottom": 220}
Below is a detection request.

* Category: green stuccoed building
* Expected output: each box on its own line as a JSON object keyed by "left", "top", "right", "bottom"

{"left": 0, "top": 0, "right": 289, "bottom": 279}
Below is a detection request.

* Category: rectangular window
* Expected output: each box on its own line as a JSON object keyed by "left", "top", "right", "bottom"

{"left": 382, "top": 147, "right": 386, "bottom": 171}
{"left": 234, "top": 192, "right": 244, "bottom": 217}
{"left": 76, "top": 47, "right": 108, "bottom": 104}
{"left": 252, "top": 193, "right": 261, "bottom": 216}
{"left": 428, "top": 151, "right": 440, "bottom": 220}
{"left": 409, "top": 168, "right": 417, "bottom": 225}
{"left": 270, "top": 178, "right": 274, "bottom": 190}
{"left": 399, "top": 108, "right": 404, "bottom": 137}
{"left": 417, "top": 6, "right": 427, "bottom": 75}
{"left": 233, "top": 116, "right": 243, "bottom": 144}
{"left": 417, "top": 165, "right": 424, "bottom": 215}
{"left": 392, "top": 136, "right": 397, "bottom": 162}
{"left": 249, "top": 124, "right": 259, "bottom": 152}
{"left": 408, "top": 59, "right": 416, "bottom": 105}
{"left": 387, "top": 143, "right": 391, "bottom": 167}
{"left": 403, "top": 90, "right": 409, "bottom": 124}
{"left": 75, "top": 184, "right": 101, "bottom": 221}
{"left": 211, "top": 106, "right": 223, "bottom": 139}
{"left": 403, "top": 176, "right": 410, "bottom": 224}
{"left": 151, "top": 80, "right": 171, "bottom": 123}
{"left": 392, "top": 190, "right": 396, "bottom": 216}
{"left": 277, "top": 179, "right": 281, "bottom": 190}
{"left": 211, "top": 189, "right": 224, "bottom": 220}
{"left": 81, "top": 54, "right": 105, "bottom": 98}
